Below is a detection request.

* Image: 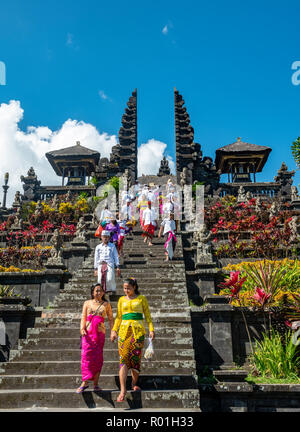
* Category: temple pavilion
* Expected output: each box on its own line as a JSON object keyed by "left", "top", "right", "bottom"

{"left": 45, "top": 141, "right": 100, "bottom": 186}
{"left": 215, "top": 137, "right": 272, "bottom": 183}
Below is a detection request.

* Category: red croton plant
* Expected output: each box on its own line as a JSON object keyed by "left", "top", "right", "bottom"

{"left": 205, "top": 197, "right": 297, "bottom": 259}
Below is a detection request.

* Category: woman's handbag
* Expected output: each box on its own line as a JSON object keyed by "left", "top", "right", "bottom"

{"left": 144, "top": 337, "right": 154, "bottom": 359}
{"left": 95, "top": 224, "right": 103, "bottom": 238}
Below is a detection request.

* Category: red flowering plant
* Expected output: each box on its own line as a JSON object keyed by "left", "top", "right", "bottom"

{"left": 0, "top": 221, "right": 7, "bottom": 232}
{"left": 206, "top": 196, "right": 299, "bottom": 259}
{"left": 60, "top": 223, "right": 76, "bottom": 236}
{"left": 253, "top": 287, "right": 272, "bottom": 308}
{"left": 218, "top": 270, "right": 254, "bottom": 354}
{"left": 41, "top": 220, "right": 54, "bottom": 243}
{"left": 219, "top": 270, "right": 247, "bottom": 302}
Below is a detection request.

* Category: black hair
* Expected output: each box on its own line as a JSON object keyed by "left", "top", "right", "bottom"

{"left": 90, "top": 283, "right": 108, "bottom": 302}
{"left": 124, "top": 277, "right": 140, "bottom": 295}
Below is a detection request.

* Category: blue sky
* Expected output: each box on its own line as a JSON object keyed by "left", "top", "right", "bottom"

{"left": 0, "top": 0, "right": 299, "bottom": 199}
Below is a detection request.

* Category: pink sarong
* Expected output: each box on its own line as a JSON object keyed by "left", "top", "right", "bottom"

{"left": 164, "top": 231, "right": 177, "bottom": 260}
{"left": 81, "top": 315, "right": 105, "bottom": 381}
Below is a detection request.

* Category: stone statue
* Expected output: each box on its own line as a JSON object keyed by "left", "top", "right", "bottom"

{"left": 246, "top": 191, "right": 252, "bottom": 203}
{"left": 237, "top": 186, "right": 246, "bottom": 202}
{"left": 92, "top": 213, "right": 98, "bottom": 227}
{"left": 288, "top": 216, "right": 298, "bottom": 243}
{"left": 48, "top": 228, "right": 64, "bottom": 265}
{"left": 291, "top": 186, "right": 299, "bottom": 201}
{"left": 34, "top": 200, "right": 43, "bottom": 218}
{"left": 269, "top": 201, "right": 278, "bottom": 220}
{"left": 74, "top": 216, "right": 87, "bottom": 241}
{"left": 65, "top": 190, "right": 72, "bottom": 203}
{"left": 11, "top": 207, "right": 22, "bottom": 229}
{"left": 194, "top": 223, "right": 213, "bottom": 264}
{"left": 12, "top": 191, "right": 21, "bottom": 208}
{"left": 255, "top": 196, "right": 262, "bottom": 214}
{"left": 180, "top": 168, "right": 188, "bottom": 189}
{"left": 51, "top": 194, "right": 59, "bottom": 210}
{"left": 20, "top": 167, "right": 41, "bottom": 201}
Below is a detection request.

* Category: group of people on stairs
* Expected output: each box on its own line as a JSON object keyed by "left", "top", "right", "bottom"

{"left": 77, "top": 180, "right": 179, "bottom": 402}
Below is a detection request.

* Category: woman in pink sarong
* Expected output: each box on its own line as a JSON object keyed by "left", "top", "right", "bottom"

{"left": 76, "top": 283, "right": 114, "bottom": 393}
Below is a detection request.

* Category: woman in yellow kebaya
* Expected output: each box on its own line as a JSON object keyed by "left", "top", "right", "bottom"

{"left": 111, "top": 277, "right": 154, "bottom": 402}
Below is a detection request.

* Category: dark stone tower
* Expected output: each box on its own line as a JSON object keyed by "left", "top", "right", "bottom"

{"left": 174, "top": 88, "right": 220, "bottom": 194}
{"left": 174, "top": 88, "right": 199, "bottom": 184}
{"left": 110, "top": 89, "right": 138, "bottom": 184}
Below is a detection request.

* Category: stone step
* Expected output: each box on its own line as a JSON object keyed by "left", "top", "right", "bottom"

{"left": 44, "top": 307, "right": 189, "bottom": 315}
{"left": 68, "top": 282, "right": 186, "bottom": 290}
{"left": 56, "top": 293, "right": 186, "bottom": 301}
{"left": 0, "top": 374, "right": 197, "bottom": 390}
{"left": 50, "top": 299, "right": 187, "bottom": 309}
{"left": 213, "top": 370, "right": 249, "bottom": 383}
{"left": 18, "top": 337, "right": 193, "bottom": 350}
{"left": 0, "top": 360, "right": 197, "bottom": 375}
{"left": 0, "top": 389, "right": 200, "bottom": 409}
{"left": 74, "top": 271, "right": 185, "bottom": 279}
{"left": 34, "top": 314, "right": 192, "bottom": 327}
{"left": 10, "top": 348, "right": 195, "bottom": 362}
{"left": 27, "top": 327, "right": 193, "bottom": 338}
{"left": 71, "top": 278, "right": 185, "bottom": 284}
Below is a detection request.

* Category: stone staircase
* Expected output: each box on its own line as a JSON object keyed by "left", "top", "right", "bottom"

{"left": 0, "top": 229, "right": 200, "bottom": 411}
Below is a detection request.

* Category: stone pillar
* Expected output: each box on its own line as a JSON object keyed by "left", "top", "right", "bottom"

{"left": 2, "top": 173, "right": 9, "bottom": 209}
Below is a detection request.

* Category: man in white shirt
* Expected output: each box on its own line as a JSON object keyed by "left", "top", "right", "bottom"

{"left": 94, "top": 230, "right": 121, "bottom": 293}
{"left": 142, "top": 201, "right": 158, "bottom": 246}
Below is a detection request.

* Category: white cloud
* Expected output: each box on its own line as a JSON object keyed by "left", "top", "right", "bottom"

{"left": 0, "top": 100, "right": 117, "bottom": 206}
{"left": 98, "top": 90, "right": 112, "bottom": 102}
{"left": 66, "top": 33, "right": 79, "bottom": 51}
{"left": 99, "top": 90, "right": 108, "bottom": 100}
{"left": 66, "top": 33, "right": 74, "bottom": 46}
{"left": 138, "top": 138, "right": 175, "bottom": 176}
{"left": 162, "top": 25, "right": 168, "bottom": 35}
{"left": 0, "top": 101, "right": 175, "bottom": 207}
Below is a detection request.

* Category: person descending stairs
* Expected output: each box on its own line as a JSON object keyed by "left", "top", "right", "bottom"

{"left": 0, "top": 226, "right": 200, "bottom": 411}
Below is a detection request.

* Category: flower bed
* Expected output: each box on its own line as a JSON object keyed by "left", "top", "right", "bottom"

{"left": 205, "top": 196, "right": 299, "bottom": 259}
{"left": 218, "top": 259, "right": 300, "bottom": 307}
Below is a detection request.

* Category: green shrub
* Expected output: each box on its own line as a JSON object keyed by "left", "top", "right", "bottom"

{"left": 250, "top": 329, "right": 300, "bottom": 380}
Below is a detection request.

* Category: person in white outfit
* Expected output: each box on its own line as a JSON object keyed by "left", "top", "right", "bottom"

{"left": 142, "top": 201, "right": 158, "bottom": 246}
{"left": 158, "top": 212, "right": 177, "bottom": 261}
{"left": 100, "top": 206, "right": 113, "bottom": 226}
{"left": 94, "top": 230, "right": 121, "bottom": 293}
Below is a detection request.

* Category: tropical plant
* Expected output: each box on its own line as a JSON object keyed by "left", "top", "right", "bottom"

{"left": 88, "top": 176, "right": 98, "bottom": 186}
{"left": 0, "top": 285, "right": 20, "bottom": 297}
{"left": 291, "top": 137, "right": 300, "bottom": 169}
{"left": 109, "top": 176, "right": 120, "bottom": 194}
{"left": 222, "top": 260, "right": 300, "bottom": 294}
{"left": 250, "top": 329, "right": 300, "bottom": 379}
{"left": 242, "top": 260, "right": 282, "bottom": 305}
{"left": 283, "top": 293, "right": 300, "bottom": 328}
{"left": 218, "top": 270, "right": 254, "bottom": 354}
